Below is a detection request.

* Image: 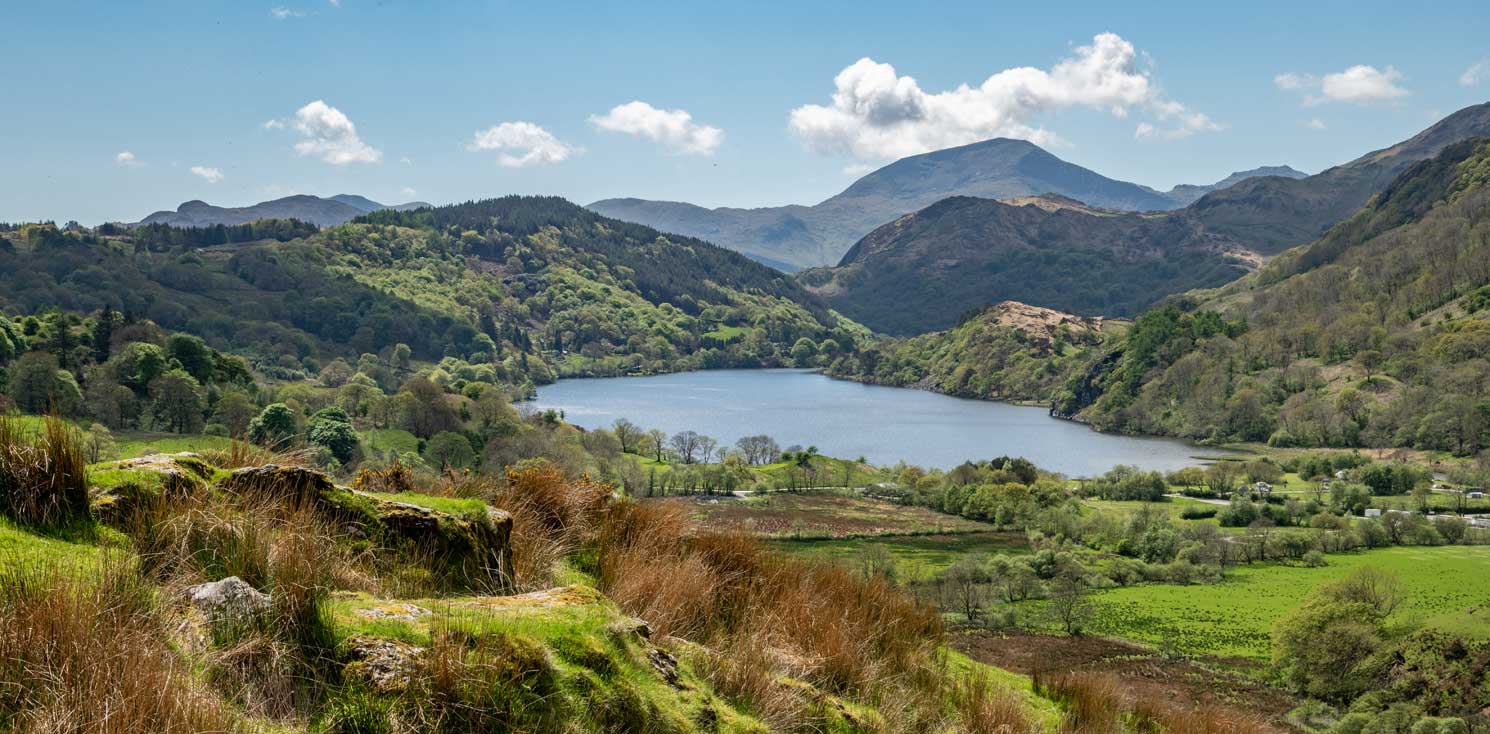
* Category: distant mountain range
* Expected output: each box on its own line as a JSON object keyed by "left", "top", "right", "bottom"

{"left": 801, "top": 102, "right": 1490, "bottom": 334}
{"left": 135, "top": 194, "right": 431, "bottom": 228}
{"left": 589, "top": 139, "right": 1306, "bottom": 270}
{"left": 1162, "top": 165, "right": 1307, "bottom": 205}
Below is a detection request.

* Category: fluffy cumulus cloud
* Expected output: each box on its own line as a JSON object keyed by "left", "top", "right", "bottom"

{"left": 589, "top": 101, "right": 723, "bottom": 155}
{"left": 399, "top": 186, "right": 417, "bottom": 197}
{"left": 1307, "top": 118, "right": 1327, "bottom": 130}
{"left": 1462, "top": 60, "right": 1489, "bottom": 87}
{"left": 468, "top": 122, "right": 578, "bottom": 167}
{"left": 269, "top": 6, "right": 304, "bottom": 19}
{"left": 191, "top": 166, "right": 224, "bottom": 183}
{"left": 265, "top": 100, "right": 382, "bottom": 165}
{"left": 115, "top": 151, "right": 141, "bottom": 167}
{"left": 1275, "top": 65, "right": 1409, "bottom": 105}
{"left": 788, "top": 33, "right": 1216, "bottom": 159}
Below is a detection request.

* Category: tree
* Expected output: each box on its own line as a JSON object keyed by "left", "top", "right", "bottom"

{"left": 425, "top": 431, "right": 477, "bottom": 470}
{"left": 307, "top": 409, "right": 358, "bottom": 464}
{"left": 396, "top": 376, "right": 462, "bottom": 438}
{"left": 1204, "top": 461, "right": 1244, "bottom": 496}
{"left": 249, "top": 403, "right": 298, "bottom": 448}
{"left": 9, "top": 352, "right": 82, "bottom": 415}
{"left": 150, "top": 369, "right": 206, "bottom": 433}
{"left": 165, "top": 333, "right": 214, "bottom": 384}
{"left": 83, "top": 375, "right": 137, "bottom": 429}
{"left": 944, "top": 556, "right": 990, "bottom": 622}
{"left": 613, "top": 418, "right": 643, "bottom": 454}
{"left": 735, "top": 434, "right": 780, "bottom": 465}
{"left": 1355, "top": 349, "right": 1384, "bottom": 383}
{"left": 790, "top": 337, "right": 818, "bottom": 366}
{"left": 1272, "top": 568, "right": 1404, "bottom": 701}
{"left": 213, "top": 391, "right": 259, "bottom": 437}
{"left": 670, "top": 430, "right": 705, "bottom": 464}
{"left": 1047, "top": 570, "right": 1093, "bottom": 635}
{"left": 647, "top": 428, "right": 668, "bottom": 462}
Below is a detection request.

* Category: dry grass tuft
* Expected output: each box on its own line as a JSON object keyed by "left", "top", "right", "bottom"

{"left": 954, "top": 670, "right": 1042, "bottom": 734}
{"left": 0, "top": 554, "right": 241, "bottom": 733}
{"left": 199, "top": 440, "right": 310, "bottom": 471}
{"left": 0, "top": 415, "right": 90, "bottom": 527}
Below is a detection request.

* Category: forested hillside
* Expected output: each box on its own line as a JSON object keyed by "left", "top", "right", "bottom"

{"left": 1071, "top": 138, "right": 1490, "bottom": 451}
{"left": 0, "top": 196, "right": 861, "bottom": 392}
{"left": 802, "top": 195, "right": 1250, "bottom": 335}
{"left": 827, "top": 138, "right": 1490, "bottom": 455}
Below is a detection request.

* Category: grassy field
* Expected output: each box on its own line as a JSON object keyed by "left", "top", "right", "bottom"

{"left": 1073, "top": 546, "right": 1490, "bottom": 660}
{"left": 112, "top": 430, "right": 233, "bottom": 458}
{"left": 771, "top": 531, "right": 1028, "bottom": 578}
{"left": 663, "top": 491, "right": 996, "bottom": 539}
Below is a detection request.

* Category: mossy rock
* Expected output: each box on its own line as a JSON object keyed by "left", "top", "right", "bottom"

{"left": 220, "top": 464, "right": 513, "bottom": 592}
{"left": 89, "top": 452, "right": 213, "bottom": 524}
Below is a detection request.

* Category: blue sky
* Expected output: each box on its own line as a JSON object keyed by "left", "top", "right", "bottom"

{"left": 4, "top": 0, "right": 1489, "bottom": 225}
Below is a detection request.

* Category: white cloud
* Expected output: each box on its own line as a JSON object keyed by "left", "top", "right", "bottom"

{"left": 1306, "top": 117, "right": 1327, "bottom": 130}
{"left": 399, "top": 156, "right": 412, "bottom": 165}
{"left": 1134, "top": 98, "right": 1221, "bottom": 140}
{"left": 327, "top": 0, "right": 339, "bottom": 6}
{"left": 468, "top": 122, "right": 579, "bottom": 167}
{"left": 1275, "top": 65, "right": 1408, "bottom": 105}
{"left": 264, "top": 100, "right": 382, "bottom": 164}
{"left": 269, "top": 6, "right": 304, "bottom": 19}
{"left": 1461, "top": 60, "right": 1488, "bottom": 87}
{"left": 589, "top": 101, "right": 723, "bottom": 155}
{"left": 115, "top": 151, "right": 142, "bottom": 167}
{"left": 788, "top": 33, "right": 1216, "bottom": 159}
{"left": 399, "top": 186, "right": 417, "bottom": 197}
{"left": 191, "top": 166, "right": 224, "bottom": 183}
{"left": 842, "top": 163, "right": 875, "bottom": 176}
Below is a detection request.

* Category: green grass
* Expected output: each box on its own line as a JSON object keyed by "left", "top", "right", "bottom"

{"left": 363, "top": 428, "right": 420, "bottom": 457}
{"left": 112, "top": 431, "right": 232, "bottom": 460}
{"left": 0, "top": 516, "right": 116, "bottom": 567}
{"left": 702, "top": 324, "right": 749, "bottom": 342}
{"left": 360, "top": 490, "right": 490, "bottom": 519}
{"left": 771, "top": 531, "right": 1027, "bottom": 579}
{"left": 1073, "top": 546, "right": 1490, "bottom": 660}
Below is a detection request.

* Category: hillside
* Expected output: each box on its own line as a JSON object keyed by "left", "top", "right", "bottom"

{"left": 826, "top": 300, "right": 1122, "bottom": 401}
{"left": 800, "top": 195, "right": 1250, "bottom": 335}
{"left": 1068, "top": 136, "right": 1490, "bottom": 449}
{"left": 1, "top": 196, "right": 860, "bottom": 388}
{"left": 1190, "top": 101, "right": 1490, "bottom": 254}
{"left": 136, "top": 193, "right": 431, "bottom": 228}
{"left": 1163, "top": 165, "right": 1308, "bottom": 205}
{"left": 589, "top": 138, "right": 1184, "bottom": 270}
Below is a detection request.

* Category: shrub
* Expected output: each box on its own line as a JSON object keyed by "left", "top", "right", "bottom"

{"left": 1180, "top": 506, "right": 1217, "bottom": 520}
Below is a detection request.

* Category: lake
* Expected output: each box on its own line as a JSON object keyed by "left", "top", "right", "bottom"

{"left": 531, "top": 369, "right": 1223, "bottom": 476}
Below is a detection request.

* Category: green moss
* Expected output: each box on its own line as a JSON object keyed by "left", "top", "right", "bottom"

{"left": 360, "top": 491, "right": 488, "bottom": 520}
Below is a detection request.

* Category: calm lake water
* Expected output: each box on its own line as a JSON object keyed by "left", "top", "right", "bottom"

{"left": 532, "top": 369, "right": 1222, "bottom": 476}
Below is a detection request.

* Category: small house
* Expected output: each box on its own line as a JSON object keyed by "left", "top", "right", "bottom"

{"left": 1364, "top": 508, "right": 1382, "bottom": 518}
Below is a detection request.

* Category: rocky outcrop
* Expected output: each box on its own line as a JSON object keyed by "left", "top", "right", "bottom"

{"left": 344, "top": 635, "right": 425, "bottom": 694}
{"left": 185, "top": 576, "right": 272, "bottom": 631}
{"left": 221, "top": 464, "right": 513, "bottom": 591}
{"left": 90, "top": 452, "right": 214, "bottom": 523}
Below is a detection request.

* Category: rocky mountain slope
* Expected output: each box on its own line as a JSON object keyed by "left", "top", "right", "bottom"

{"left": 135, "top": 193, "right": 431, "bottom": 228}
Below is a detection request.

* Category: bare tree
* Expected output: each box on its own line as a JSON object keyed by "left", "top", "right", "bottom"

{"left": 1047, "top": 570, "right": 1093, "bottom": 635}
{"left": 613, "top": 418, "right": 643, "bottom": 454}
{"left": 670, "top": 430, "right": 704, "bottom": 464}
{"left": 734, "top": 434, "right": 780, "bottom": 465}
{"left": 696, "top": 435, "right": 718, "bottom": 465}
{"left": 647, "top": 428, "right": 668, "bottom": 462}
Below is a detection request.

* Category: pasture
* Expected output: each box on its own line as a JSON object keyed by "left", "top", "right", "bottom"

{"left": 1080, "top": 545, "right": 1490, "bottom": 660}
{"left": 665, "top": 491, "right": 996, "bottom": 538}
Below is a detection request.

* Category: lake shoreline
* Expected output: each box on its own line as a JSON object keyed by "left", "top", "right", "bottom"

{"left": 533, "top": 368, "right": 1231, "bottom": 475}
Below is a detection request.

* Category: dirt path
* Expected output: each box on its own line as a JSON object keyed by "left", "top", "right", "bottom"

{"left": 951, "top": 631, "right": 1303, "bottom": 733}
